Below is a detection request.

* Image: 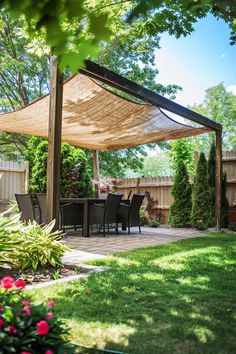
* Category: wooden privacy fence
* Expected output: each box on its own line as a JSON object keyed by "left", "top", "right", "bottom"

{"left": 117, "top": 151, "right": 236, "bottom": 224}
{"left": 0, "top": 160, "right": 29, "bottom": 212}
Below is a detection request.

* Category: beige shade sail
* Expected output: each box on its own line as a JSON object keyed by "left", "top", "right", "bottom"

{"left": 0, "top": 73, "right": 209, "bottom": 150}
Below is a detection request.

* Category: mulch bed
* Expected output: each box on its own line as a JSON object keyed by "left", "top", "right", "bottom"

{"left": 0, "top": 265, "right": 90, "bottom": 286}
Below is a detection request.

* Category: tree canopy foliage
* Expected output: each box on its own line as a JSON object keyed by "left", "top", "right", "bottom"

{"left": 190, "top": 83, "right": 236, "bottom": 151}
{"left": 170, "top": 138, "right": 194, "bottom": 175}
{"left": 0, "top": 0, "right": 235, "bottom": 71}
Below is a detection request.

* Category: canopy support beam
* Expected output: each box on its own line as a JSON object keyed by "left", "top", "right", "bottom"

{"left": 93, "top": 150, "right": 100, "bottom": 197}
{"left": 215, "top": 129, "right": 222, "bottom": 231}
{"left": 46, "top": 55, "right": 63, "bottom": 229}
{"left": 81, "top": 60, "right": 222, "bottom": 132}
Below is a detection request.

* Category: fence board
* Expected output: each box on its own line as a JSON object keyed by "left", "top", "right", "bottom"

{"left": 117, "top": 151, "right": 236, "bottom": 224}
{"left": 0, "top": 160, "right": 29, "bottom": 212}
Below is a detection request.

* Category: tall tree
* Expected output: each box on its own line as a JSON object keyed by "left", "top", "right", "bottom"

{"left": 1, "top": 1, "right": 235, "bottom": 69}
{"left": 0, "top": 8, "right": 50, "bottom": 158}
{"left": 190, "top": 83, "right": 236, "bottom": 151}
{"left": 170, "top": 138, "right": 194, "bottom": 175}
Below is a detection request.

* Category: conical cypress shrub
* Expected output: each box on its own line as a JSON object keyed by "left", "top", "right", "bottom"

{"left": 191, "top": 152, "right": 211, "bottom": 229}
{"left": 222, "top": 171, "right": 229, "bottom": 228}
{"left": 208, "top": 142, "right": 216, "bottom": 225}
{"left": 168, "top": 159, "right": 192, "bottom": 227}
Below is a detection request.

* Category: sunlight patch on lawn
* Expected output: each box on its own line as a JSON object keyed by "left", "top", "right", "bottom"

{"left": 192, "top": 326, "right": 215, "bottom": 343}
{"left": 149, "top": 246, "right": 222, "bottom": 270}
{"left": 177, "top": 275, "right": 210, "bottom": 288}
{"left": 103, "top": 255, "right": 140, "bottom": 267}
{"left": 142, "top": 272, "right": 165, "bottom": 281}
{"left": 68, "top": 320, "right": 135, "bottom": 349}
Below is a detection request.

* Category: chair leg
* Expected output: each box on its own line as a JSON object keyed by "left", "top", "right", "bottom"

{"left": 116, "top": 223, "right": 119, "bottom": 234}
{"left": 128, "top": 221, "right": 130, "bottom": 234}
{"left": 138, "top": 220, "right": 141, "bottom": 234}
{"left": 103, "top": 222, "right": 106, "bottom": 237}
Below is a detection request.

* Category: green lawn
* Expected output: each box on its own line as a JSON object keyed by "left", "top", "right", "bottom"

{"left": 31, "top": 232, "right": 236, "bottom": 354}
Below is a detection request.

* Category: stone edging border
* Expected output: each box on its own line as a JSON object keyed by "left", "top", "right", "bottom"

{"left": 26, "top": 264, "right": 109, "bottom": 290}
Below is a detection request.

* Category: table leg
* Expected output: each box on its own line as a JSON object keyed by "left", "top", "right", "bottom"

{"left": 83, "top": 200, "right": 89, "bottom": 237}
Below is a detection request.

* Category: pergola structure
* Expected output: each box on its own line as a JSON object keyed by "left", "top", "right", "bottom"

{"left": 0, "top": 56, "right": 222, "bottom": 230}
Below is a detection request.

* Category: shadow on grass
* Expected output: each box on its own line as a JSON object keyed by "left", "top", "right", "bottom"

{"left": 33, "top": 232, "right": 236, "bottom": 354}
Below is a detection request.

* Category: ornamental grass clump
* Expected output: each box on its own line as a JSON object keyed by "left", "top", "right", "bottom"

{"left": 0, "top": 276, "right": 75, "bottom": 353}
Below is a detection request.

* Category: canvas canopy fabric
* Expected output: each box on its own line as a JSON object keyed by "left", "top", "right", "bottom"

{"left": 0, "top": 73, "right": 209, "bottom": 150}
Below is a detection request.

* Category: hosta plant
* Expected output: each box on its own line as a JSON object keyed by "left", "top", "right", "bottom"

{"left": 0, "top": 214, "right": 22, "bottom": 268}
{"left": 0, "top": 276, "right": 75, "bottom": 353}
{"left": 0, "top": 212, "right": 69, "bottom": 270}
{"left": 12, "top": 221, "right": 70, "bottom": 270}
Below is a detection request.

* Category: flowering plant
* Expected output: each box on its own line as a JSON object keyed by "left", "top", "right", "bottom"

{"left": 98, "top": 177, "right": 120, "bottom": 193}
{"left": 0, "top": 276, "right": 75, "bottom": 353}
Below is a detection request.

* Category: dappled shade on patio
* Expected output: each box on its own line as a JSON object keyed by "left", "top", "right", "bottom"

{"left": 0, "top": 73, "right": 209, "bottom": 150}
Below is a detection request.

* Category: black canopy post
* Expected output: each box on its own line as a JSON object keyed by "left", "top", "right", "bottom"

{"left": 93, "top": 150, "right": 100, "bottom": 197}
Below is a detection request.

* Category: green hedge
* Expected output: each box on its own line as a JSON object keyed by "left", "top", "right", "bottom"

{"left": 29, "top": 140, "right": 93, "bottom": 197}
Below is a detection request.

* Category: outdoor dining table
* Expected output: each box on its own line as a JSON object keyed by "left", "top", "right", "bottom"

{"left": 60, "top": 198, "right": 106, "bottom": 237}
{"left": 60, "top": 197, "right": 129, "bottom": 237}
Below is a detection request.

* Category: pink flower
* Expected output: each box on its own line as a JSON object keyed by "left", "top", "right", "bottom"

{"left": 47, "top": 300, "right": 55, "bottom": 308}
{"left": 15, "top": 279, "right": 26, "bottom": 288}
{"left": 1, "top": 276, "right": 15, "bottom": 289}
{"left": 45, "top": 350, "right": 53, "bottom": 354}
{"left": 0, "top": 317, "right": 4, "bottom": 327}
{"left": 23, "top": 305, "right": 31, "bottom": 316}
{"left": 22, "top": 300, "right": 30, "bottom": 305}
{"left": 9, "top": 324, "right": 17, "bottom": 334}
{"left": 21, "top": 352, "right": 32, "bottom": 354}
{"left": 46, "top": 312, "right": 53, "bottom": 320}
{"left": 37, "top": 320, "right": 49, "bottom": 335}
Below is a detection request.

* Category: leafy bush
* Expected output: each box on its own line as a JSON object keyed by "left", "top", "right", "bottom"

{"left": 191, "top": 152, "right": 211, "bottom": 229}
{"left": 29, "top": 139, "right": 93, "bottom": 197}
{"left": 0, "top": 213, "right": 69, "bottom": 270}
{"left": 168, "top": 159, "right": 192, "bottom": 227}
{"left": 0, "top": 276, "right": 75, "bottom": 353}
{"left": 139, "top": 207, "right": 148, "bottom": 226}
{"left": 148, "top": 219, "right": 160, "bottom": 228}
{"left": 12, "top": 221, "right": 69, "bottom": 270}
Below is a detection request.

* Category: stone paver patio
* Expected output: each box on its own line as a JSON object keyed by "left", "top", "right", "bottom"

{"left": 62, "top": 226, "right": 212, "bottom": 264}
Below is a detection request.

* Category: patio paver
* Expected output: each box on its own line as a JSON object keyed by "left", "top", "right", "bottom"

{"left": 62, "top": 226, "right": 212, "bottom": 263}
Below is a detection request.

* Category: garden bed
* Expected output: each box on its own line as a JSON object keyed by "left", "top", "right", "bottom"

{"left": 0, "top": 264, "right": 107, "bottom": 289}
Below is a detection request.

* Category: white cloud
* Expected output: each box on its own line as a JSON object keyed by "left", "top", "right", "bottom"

{"left": 227, "top": 85, "right": 236, "bottom": 95}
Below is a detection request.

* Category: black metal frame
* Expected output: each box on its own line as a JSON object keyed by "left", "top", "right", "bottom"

{"left": 80, "top": 60, "right": 222, "bottom": 132}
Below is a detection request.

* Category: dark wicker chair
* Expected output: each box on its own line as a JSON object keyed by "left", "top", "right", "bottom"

{"left": 35, "top": 193, "right": 84, "bottom": 232}
{"left": 118, "top": 194, "right": 145, "bottom": 234}
{"left": 89, "top": 193, "right": 123, "bottom": 237}
{"left": 15, "top": 193, "right": 39, "bottom": 223}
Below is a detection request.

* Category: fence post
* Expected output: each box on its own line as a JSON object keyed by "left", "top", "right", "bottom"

{"left": 24, "top": 161, "right": 30, "bottom": 193}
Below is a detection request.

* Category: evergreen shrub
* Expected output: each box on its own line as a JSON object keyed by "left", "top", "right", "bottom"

{"left": 29, "top": 141, "right": 93, "bottom": 197}
{"left": 222, "top": 171, "right": 229, "bottom": 228}
{"left": 191, "top": 152, "right": 211, "bottom": 229}
{"left": 168, "top": 159, "right": 192, "bottom": 227}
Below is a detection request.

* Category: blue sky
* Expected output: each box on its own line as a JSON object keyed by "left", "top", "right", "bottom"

{"left": 155, "top": 14, "right": 236, "bottom": 107}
